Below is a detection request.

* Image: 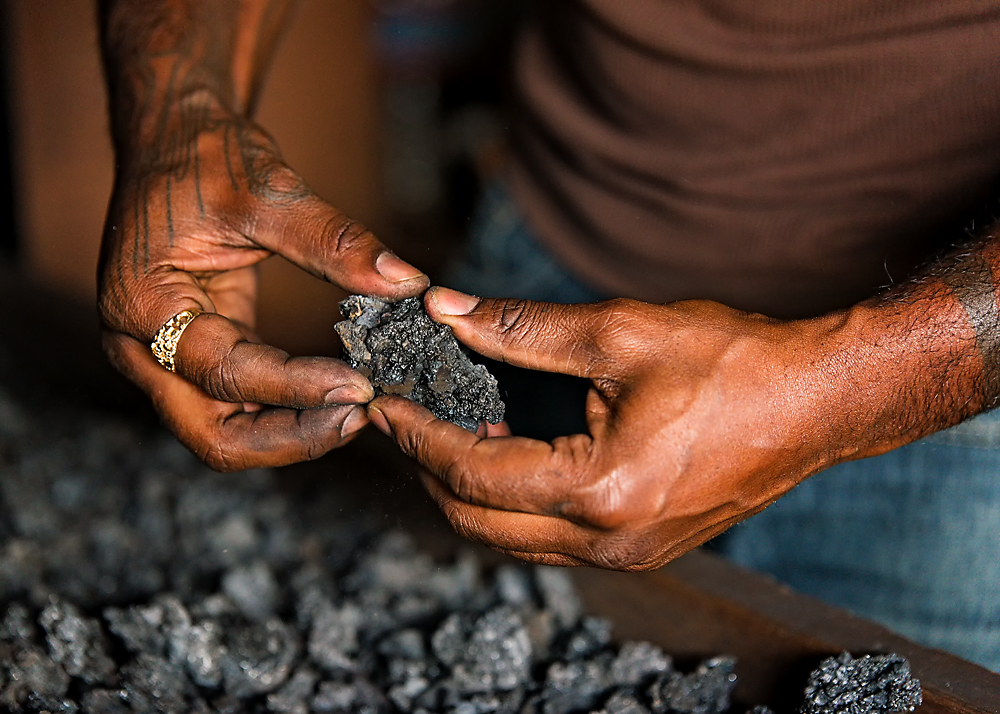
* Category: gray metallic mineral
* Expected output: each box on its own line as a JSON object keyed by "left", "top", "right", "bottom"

{"left": 334, "top": 295, "right": 505, "bottom": 431}
{"left": 800, "top": 652, "right": 922, "bottom": 714}
{"left": 39, "top": 600, "right": 116, "bottom": 685}
{"left": 0, "top": 380, "right": 931, "bottom": 714}
{"left": 647, "top": 656, "right": 737, "bottom": 714}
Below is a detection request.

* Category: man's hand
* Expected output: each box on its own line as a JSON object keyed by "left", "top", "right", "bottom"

{"left": 367, "top": 288, "right": 869, "bottom": 570}
{"left": 99, "top": 1, "right": 429, "bottom": 470}
{"left": 100, "top": 116, "right": 428, "bottom": 470}
{"left": 368, "top": 272, "right": 997, "bottom": 570}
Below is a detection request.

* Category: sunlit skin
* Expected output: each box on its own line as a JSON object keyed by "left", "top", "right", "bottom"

{"left": 100, "top": 1, "right": 1000, "bottom": 569}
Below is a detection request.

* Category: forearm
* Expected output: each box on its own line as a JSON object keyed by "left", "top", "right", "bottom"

{"left": 821, "top": 232, "right": 1000, "bottom": 461}
{"left": 99, "top": 0, "right": 294, "bottom": 158}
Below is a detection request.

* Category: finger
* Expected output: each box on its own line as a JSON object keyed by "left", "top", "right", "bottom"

{"left": 370, "top": 395, "right": 593, "bottom": 516}
{"left": 424, "top": 287, "right": 624, "bottom": 377}
{"left": 421, "top": 472, "right": 657, "bottom": 570}
{"left": 420, "top": 471, "right": 588, "bottom": 554}
{"left": 105, "top": 330, "right": 368, "bottom": 470}
{"left": 424, "top": 473, "right": 686, "bottom": 571}
{"left": 252, "top": 190, "right": 429, "bottom": 300}
{"left": 175, "top": 312, "right": 373, "bottom": 407}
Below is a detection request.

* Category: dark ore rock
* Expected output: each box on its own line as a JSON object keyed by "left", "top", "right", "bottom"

{"left": 311, "top": 677, "right": 391, "bottom": 714}
{"left": 494, "top": 566, "right": 534, "bottom": 608}
{"left": 598, "top": 690, "right": 652, "bottom": 714}
{"left": 0, "top": 644, "right": 72, "bottom": 712}
{"left": 104, "top": 603, "right": 168, "bottom": 656}
{"left": 0, "top": 381, "right": 819, "bottom": 714}
{"left": 120, "top": 653, "right": 195, "bottom": 714}
{"left": 648, "top": 656, "right": 737, "bottom": 714}
{"left": 539, "top": 654, "right": 613, "bottom": 714}
{"left": 222, "top": 561, "right": 280, "bottom": 622}
{"left": 308, "top": 600, "right": 362, "bottom": 673}
{"left": 442, "top": 687, "right": 525, "bottom": 714}
{"left": 379, "top": 628, "right": 426, "bottom": 661}
{"left": 562, "top": 616, "right": 612, "bottom": 661}
{"left": 39, "top": 601, "right": 116, "bottom": 685}
{"left": 266, "top": 667, "right": 318, "bottom": 713}
{"left": 433, "top": 606, "right": 532, "bottom": 695}
{"left": 290, "top": 564, "right": 338, "bottom": 632}
{"left": 180, "top": 617, "right": 227, "bottom": 689}
{"left": 534, "top": 567, "right": 581, "bottom": 631}
{"left": 609, "top": 641, "right": 673, "bottom": 688}
{"left": 334, "top": 295, "right": 505, "bottom": 430}
{"left": 800, "top": 652, "right": 922, "bottom": 714}
{"left": 81, "top": 689, "right": 130, "bottom": 714}
{"left": 220, "top": 618, "right": 298, "bottom": 698}
{"left": 0, "top": 602, "right": 37, "bottom": 643}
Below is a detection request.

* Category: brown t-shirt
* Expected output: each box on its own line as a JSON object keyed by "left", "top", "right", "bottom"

{"left": 507, "top": 0, "right": 1000, "bottom": 317}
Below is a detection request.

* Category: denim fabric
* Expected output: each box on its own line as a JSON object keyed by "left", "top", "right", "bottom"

{"left": 449, "top": 180, "right": 1000, "bottom": 672}
{"left": 720, "top": 412, "right": 1000, "bottom": 672}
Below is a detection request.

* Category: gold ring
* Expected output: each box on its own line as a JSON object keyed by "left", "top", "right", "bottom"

{"left": 151, "top": 309, "right": 201, "bottom": 372}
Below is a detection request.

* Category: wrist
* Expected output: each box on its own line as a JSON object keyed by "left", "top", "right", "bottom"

{"left": 796, "top": 291, "right": 982, "bottom": 464}
{"left": 112, "top": 88, "right": 238, "bottom": 172}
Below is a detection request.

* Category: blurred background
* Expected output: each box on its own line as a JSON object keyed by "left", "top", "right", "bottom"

{"left": 0, "top": 0, "right": 525, "bottom": 357}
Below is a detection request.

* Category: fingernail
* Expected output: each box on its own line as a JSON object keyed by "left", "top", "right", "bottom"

{"left": 376, "top": 252, "right": 425, "bottom": 283}
{"left": 341, "top": 406, "right": 368, "bottom": 437}
{"left": 431, "top": 287, "right": 480, "bottom": 316}
{"left": 368, "top": 405, "right": 392, "bottom": 436}
{"left": 325, "top": 382, "right": 374, "bottom": 405}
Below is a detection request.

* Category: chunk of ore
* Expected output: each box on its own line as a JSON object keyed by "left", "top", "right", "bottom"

{"left": 335, "top": 295, "right": 505, "bottom": 431}
{"left": 800, "top": 652, "right": 922, "bottom": 714}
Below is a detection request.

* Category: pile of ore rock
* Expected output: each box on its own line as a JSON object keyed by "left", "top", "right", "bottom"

{"left": 0, "top": 387, "right": 921, "bottom": 714}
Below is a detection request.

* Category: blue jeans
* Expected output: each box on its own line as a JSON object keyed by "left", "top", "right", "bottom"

{"left": 445, "top": 181, "right": 1000, "bottom": 672}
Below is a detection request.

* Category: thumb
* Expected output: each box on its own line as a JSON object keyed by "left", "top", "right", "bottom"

{"left": 251, "top": 186, "right": 429, "bottom": 300}
{"left": 425, "top": 287, "right": 615, "bottom": 378}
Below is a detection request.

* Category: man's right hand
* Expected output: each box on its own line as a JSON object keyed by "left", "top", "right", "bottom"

{"left": 99, "top": 2, "right": 428, "bottom": 470}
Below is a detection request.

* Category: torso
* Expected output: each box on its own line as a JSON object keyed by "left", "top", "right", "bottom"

{"left": 509, "top": 0, "right": 1000, "bottom": 316}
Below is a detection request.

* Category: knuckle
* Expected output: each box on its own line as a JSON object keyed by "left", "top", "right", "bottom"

{"left": 395, "top": 424, "right": 425, "bottom": 461}
{"left": 448, "top": 459, "right": 477, "bottom": 503}
{"left": 490, "top": 300, "right": 562, "bottom": 359}
{"left": 205, "top": 348, "right": 247, "bottom": 403}
{"left": 496, "top": 299, "right": 531, "bottom": 335}
{"left": 591, "top": 299, "right": 645, "bottom": 357}
{"left": 592, "top": 538, "right": 657, "bottom": 571}
{"left": 571, "top": 468, "right": 640, "bottom": 531}
{"left": 578, "top": 489, "right": 633, "bottom": 530}
{"left": 304, "top": 437, "right": 327, "bottom": 462}
{"left": 442, "top": 501, "right": 477, "bottom": 541}
{"left": 322, "top": 214, "right": 373, "bottom": 258}
{"left": 258, "top": 162, "right": 312, "bottom": 205}
{"left": 299, "top": 417, "right": 333, "bottom": 462}
{"left": 199, "top": 441, "right": 243, "bottom": 473}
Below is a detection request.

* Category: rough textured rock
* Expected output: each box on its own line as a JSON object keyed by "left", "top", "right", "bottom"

{"left": 0, "top": 381, "right": 924, "bottom": 714}
{"left": 39, "top": 601, "right": 116, "bottom": 685}
{"left": 647, "top": 656, "right": 737, "bottom": 714}
{"left": 335, "top": 295, "right": 505, "bottom": 430}
{"left": 800, "top": 652, "right": 923, "bottom": 714}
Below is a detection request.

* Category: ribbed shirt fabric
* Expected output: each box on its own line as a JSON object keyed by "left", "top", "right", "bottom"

{"left": 508, "top": 0, "right": 1000, "bottom": 317}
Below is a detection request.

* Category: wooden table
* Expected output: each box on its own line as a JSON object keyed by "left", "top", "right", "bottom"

{"left": 574, "top": 555, "right": 1000, "bottom": 713}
